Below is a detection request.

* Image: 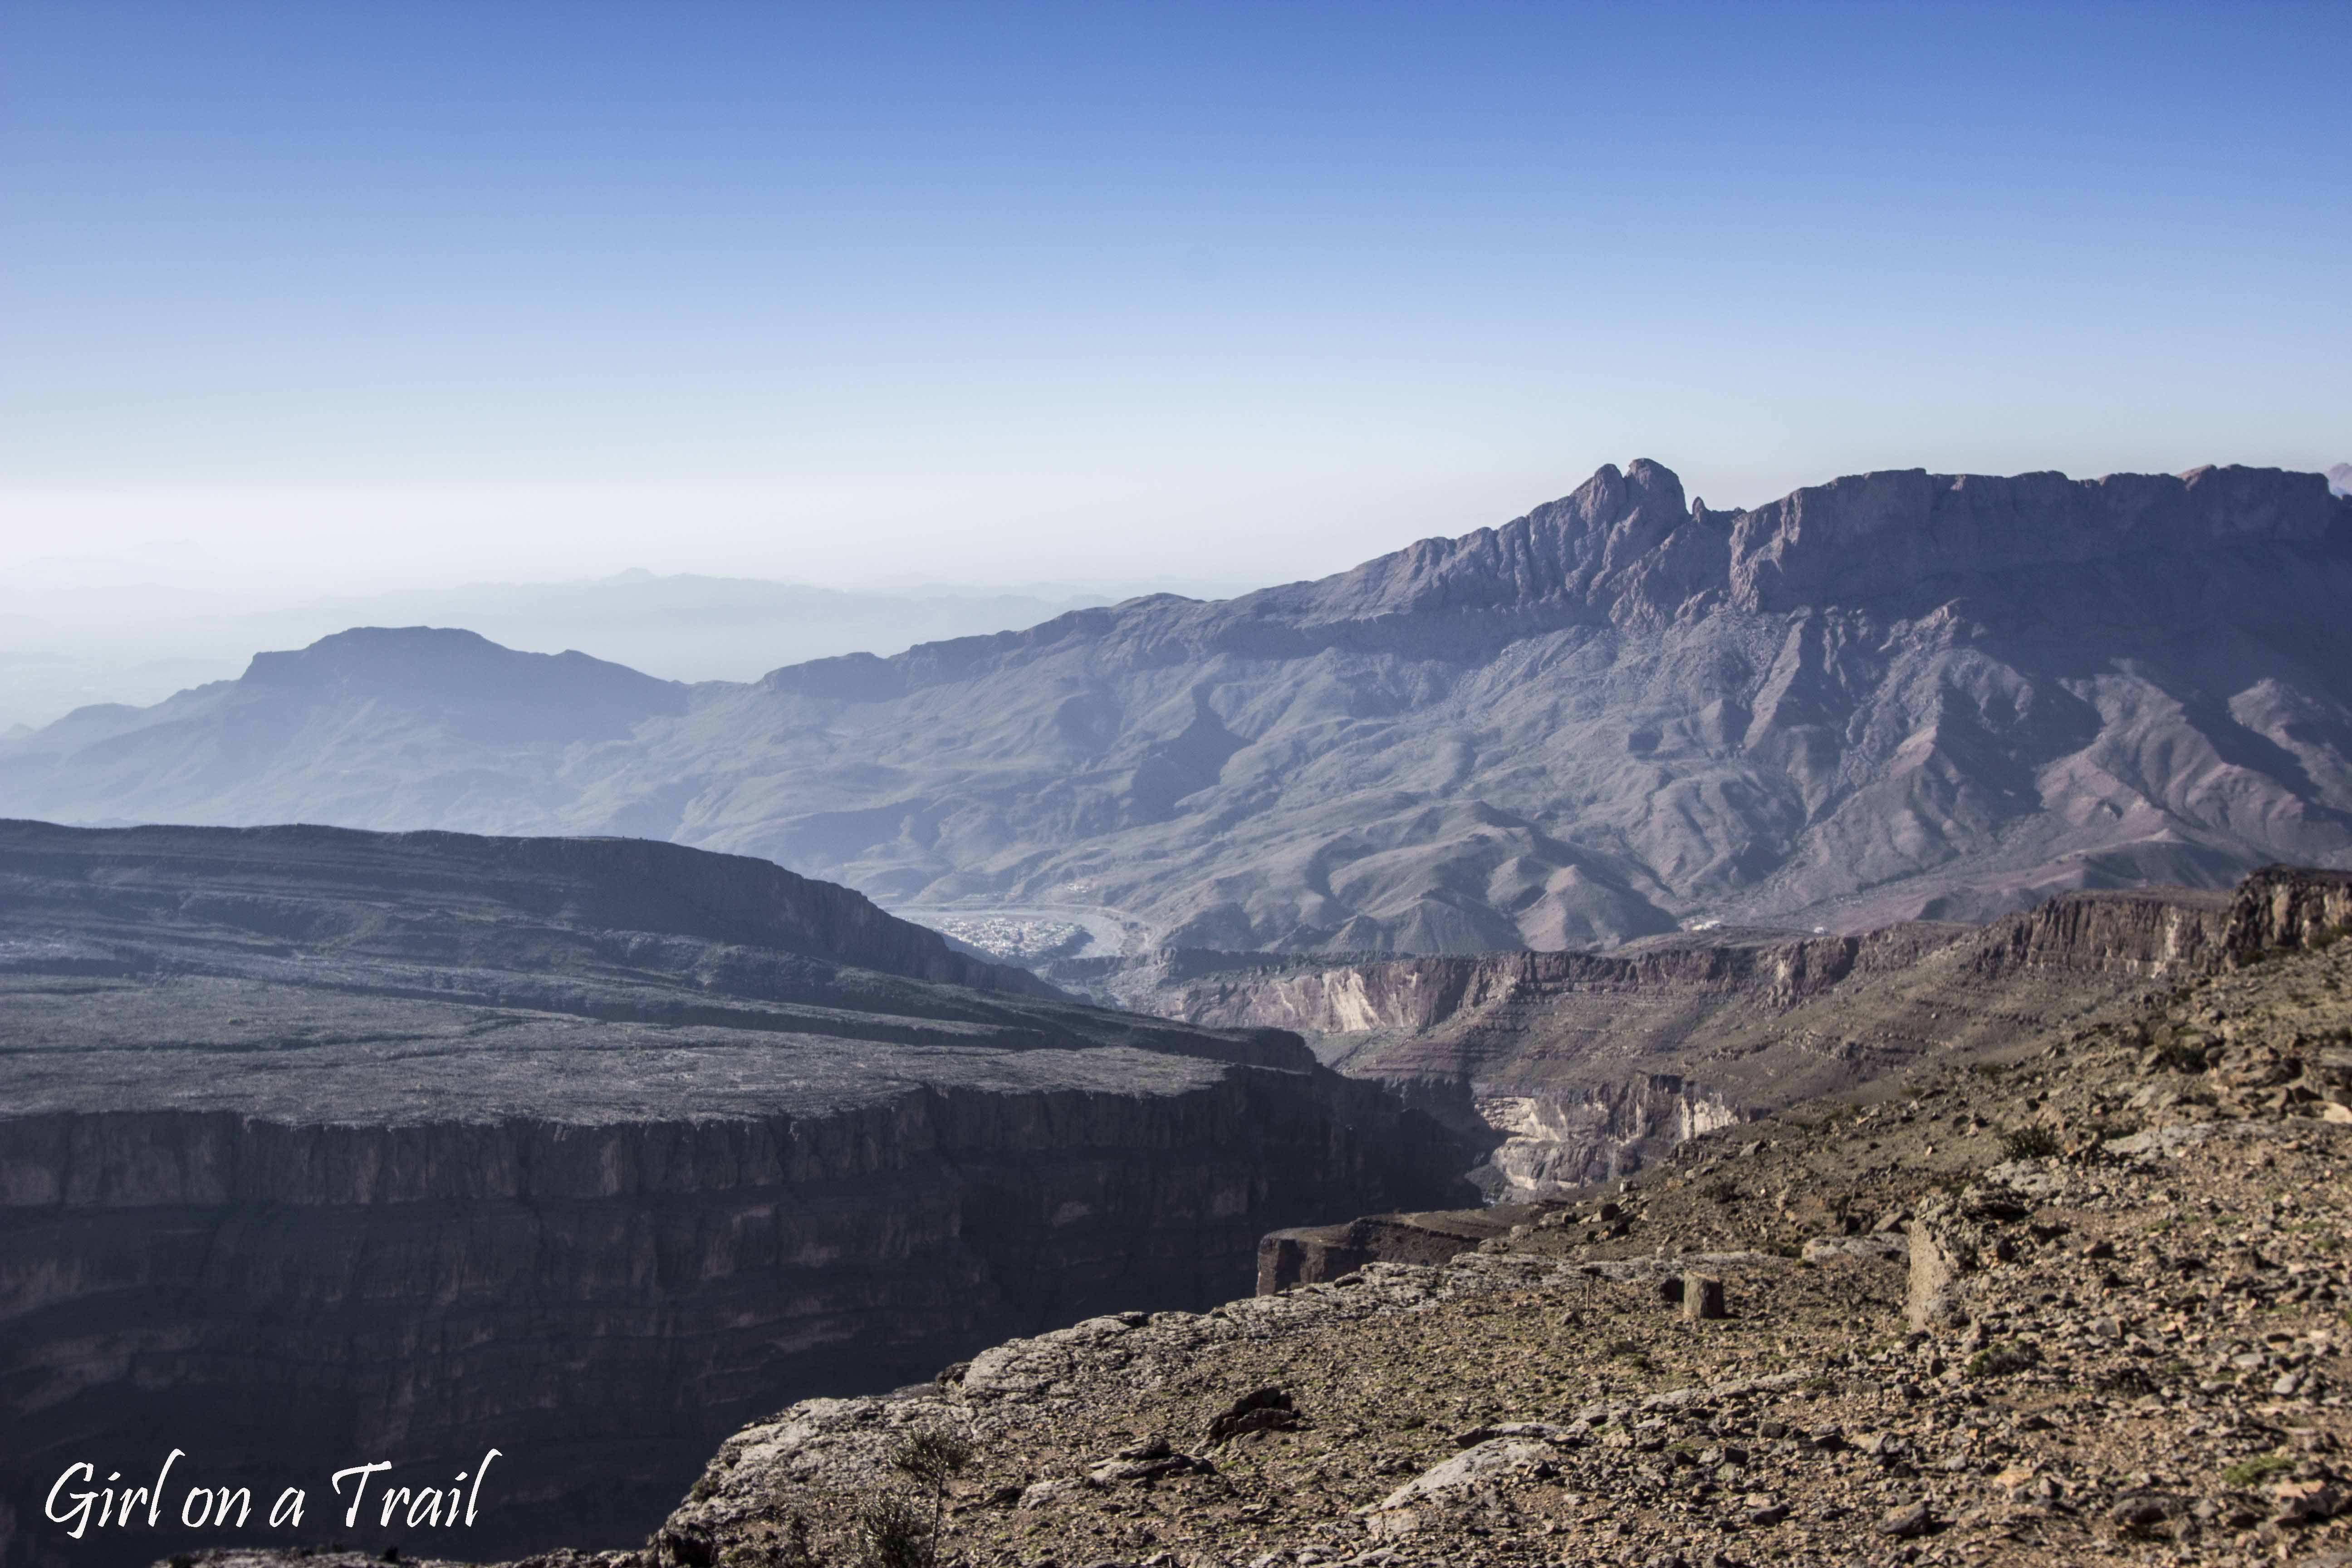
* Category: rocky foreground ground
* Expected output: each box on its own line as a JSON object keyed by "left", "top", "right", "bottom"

{"left": 152, "top": 893, "right": 2352, "bottom": 1568}
{"left": 569, "top": 911, "right": 2352, "bottom": 1568}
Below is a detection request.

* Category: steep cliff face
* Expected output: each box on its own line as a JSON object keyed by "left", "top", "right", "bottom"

{"left": 628, "top": 930, "right": 2352, "bottom": 1568}
{"left": 1060, "top": 881, "right": 2271, "bottom": 1197}
{"left": 1969, "top": 884, "right": 2234, "bottom": 979}
{"left": 0, "top": 824, "right": 1465, "bottom": 1568}
{"left": 1, "top": 1079, "right": 1442, "bottom": 1568}
{"left": 2226, "top": 865, "right": 2352, "bottom": 953}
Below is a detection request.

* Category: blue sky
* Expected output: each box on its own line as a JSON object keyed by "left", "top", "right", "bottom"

{"left": 2, "top": 0, "right": 2345, "bottom": 593}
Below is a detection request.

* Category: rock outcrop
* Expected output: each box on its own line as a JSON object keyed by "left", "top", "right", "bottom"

{"left": 0, "top": 823, "right": 1466, "bottom": 1568}
{"left": 1056, "top": 879, "right": 2270, "bottom": 1198}
{"left": 615, "top": 894, "right": 2352, "bottom": 1568}
{"left": 2225, "top": 864, "right": 2352, "bottom": 955}
{"left": 6, "top": 462, "right": 2349, "bottom": 952}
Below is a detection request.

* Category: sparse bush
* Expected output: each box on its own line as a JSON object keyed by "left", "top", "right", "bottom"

{"left": 2000, "top": 1126, "right": 2062, "bottom": 1161}
{"left": 890, "top": 1427, "right": 974, "bottom": 1495}
{"left": 882, "top": 1427, "right": 973, "bottom": 1568}
{"left": 853, "top": 1493, "right": 931, "bottom": 1568}
{"left": 2222, "top": 1453, "right": 2293, "bottom": 1487}
{"left": 1965, "top": 1340, "right": 2041, "bottom": 1379}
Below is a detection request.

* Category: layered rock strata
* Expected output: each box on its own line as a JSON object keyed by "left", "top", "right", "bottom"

{"left": 1057, "top": 881, "right": 2255, "bottom": 1198}
{"left": 0, "top": 823, "right": 1465, "bottom": 1568}
{"left": 624, "top": 893, "right": 2352, "bottom": 1568}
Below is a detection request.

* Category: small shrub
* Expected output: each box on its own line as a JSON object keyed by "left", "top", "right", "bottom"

{"left": 889, "top": 1428, "right": 974, "bottom": 1493}
{"left": 847, "top": 1428, "right": 975, "bottom": 1568}
{"left": 1965, "top": 1341, "right": 2042, "bottom": 1379}
{"left": 853, "top": 1493, "right": 932, "bottom": 1568}
{"left": 2001, "top": 1126, "right": 2063, "bottom": 1161}
{"left": 2222, "top": 1453, "right": 2293, "bottom": 1487}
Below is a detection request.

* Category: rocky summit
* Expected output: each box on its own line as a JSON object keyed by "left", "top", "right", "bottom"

{"left": 4, "top": 462, "right": 2347, "bottom": 954}
{"left": 0, "top": 822, "right": 1465, "bottom": 1568}
{"left": 596, "top": 868, "right": 2352, "bottom": 1568}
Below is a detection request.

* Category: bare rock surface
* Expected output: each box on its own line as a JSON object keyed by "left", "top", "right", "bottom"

{"left": 1061, "top": 881, "right": 2264, "bottom": 1199}
{"left": 7, "top": 462, "right": 2349, "bottom": 953}
{"left": 0, "top": 822, "right": 1466, "bottom": 1568}
{"left": 610, "top": 876, "right": 2352, "bottom": 1567}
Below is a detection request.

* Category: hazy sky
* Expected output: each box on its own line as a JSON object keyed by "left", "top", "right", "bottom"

{"left": 3, "top": 0, "right": 2346, "bottom": 597}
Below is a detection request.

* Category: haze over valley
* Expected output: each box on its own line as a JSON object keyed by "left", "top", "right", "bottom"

{"left": 9, "top": 458, "right": 2347, "bottom": 958}
{"left": 8, "top": 6, "right": 2350, "bottom": 1565}
{"left": 0, "top": 569, "right": 1130, "bottom": 734}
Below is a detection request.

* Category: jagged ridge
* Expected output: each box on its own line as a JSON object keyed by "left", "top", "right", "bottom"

{"left": 4, "top": 462, "right": 2348, "bottom": 953}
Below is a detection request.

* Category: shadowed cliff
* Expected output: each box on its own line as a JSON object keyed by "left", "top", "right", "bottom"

{"left": 0, "top": 822, "right": 1467, "bottom": 1568}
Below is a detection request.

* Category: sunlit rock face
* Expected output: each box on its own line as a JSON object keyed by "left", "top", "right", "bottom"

{"left": 1049, "top": 881, "right": 2268, "bottom": 1197}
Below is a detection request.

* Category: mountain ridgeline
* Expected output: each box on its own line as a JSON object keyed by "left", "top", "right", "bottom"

{"left": 3, "top": 461, "right": 2347, "bottom": 952}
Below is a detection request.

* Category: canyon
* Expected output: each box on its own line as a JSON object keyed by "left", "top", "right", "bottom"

{"left": 495, "top": 864, "right": 2352, "bottom": 1568}
{"left": 3, "top": 461, "right": 2347, "bottom": 954}
{"left": 1047, "top": 880, "right": 2247, "bottom": 1197}
{"left": 0, "top": 822, "right": 1465, "bottom": 1568}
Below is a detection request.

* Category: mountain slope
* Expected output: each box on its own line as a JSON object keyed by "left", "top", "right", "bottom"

{"left": 4, "top": 462, "right": 2349, "bottom": 951}
{"left": 0, "top": 821, "right": 1460, "bottom": 1568}
{"left": 642, "top": 885, "right": 2352, "bottom": 1568}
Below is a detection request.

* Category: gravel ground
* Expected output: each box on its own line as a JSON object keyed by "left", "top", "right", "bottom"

{"left": 635, "top": 930, "right": 2352, "bottom": 1568}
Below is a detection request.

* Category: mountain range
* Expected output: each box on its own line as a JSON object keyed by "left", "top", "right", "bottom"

{"left": 3, "top": 460, "right": 2347, "bottom": 953}
{"left": 0, "top": 568, "right": 1117, "bottom": 733}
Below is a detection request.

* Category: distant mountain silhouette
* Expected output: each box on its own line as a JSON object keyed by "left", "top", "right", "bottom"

{"left": 0, "top": 568, "right": 1113, "bottom": 731}
{"left": 2330, "top": 461, "right": 2351, "bottom": 497}
{"left": 5, "top": 462, "right": 2349, "bottom": 951}
{"left": 0, "top": 627, "right": 686, "bottom": 831}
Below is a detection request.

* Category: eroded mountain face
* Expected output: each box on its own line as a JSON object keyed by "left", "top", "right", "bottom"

{"left": 0, "top": 823, "right": 1465, "bottom": 1568}
{"left": 3, "top": 463, "right": 2348, "bottom": 953}
{"left": 1048, "top": 882, "right": 2260, "bottom": 1199}
{"left": 633, "top": 872, "right": 2352, "bottom": 1568}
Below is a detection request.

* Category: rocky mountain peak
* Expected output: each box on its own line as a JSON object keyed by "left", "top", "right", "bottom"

{"left": 1249, "top": 459, "right": 1695, "bottom": 629}
{"left": 5, "top": 461, "right": 2347, "bottom": 953}
{"left": 1230, "top": 459, "right": 2349, "bottom": 636}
